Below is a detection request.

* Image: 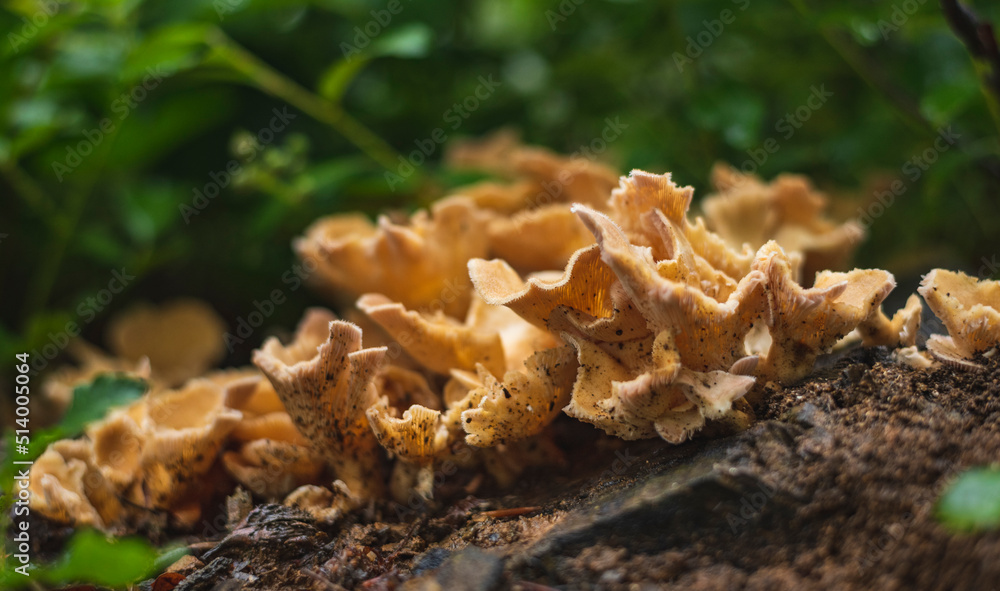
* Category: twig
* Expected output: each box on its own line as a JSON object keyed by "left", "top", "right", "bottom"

{"left": 204, "top": 27, "right": 408, "bottom": 177}
{"left": 0, "top": 160, "right": 54, "bottom": 218}
{"left": 21, "top": 123, "right": 117, "bottom": 323}
{"left": 188, "top": 541, "right": 219, "bottom": 556}
{"left": 940, "top": 0, "right": 1000, "bottom": 136}
{"left": 474, "top": 506, "right": 541, "bottom": 520}
{"left": 513, "top": 582, "right": 561, "bottom": 591}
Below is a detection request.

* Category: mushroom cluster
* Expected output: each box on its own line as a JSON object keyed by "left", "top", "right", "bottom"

{"left": 28, "top": 135, "right": 1000, "bottom": 532}
{"left": 28, "top": 303, "right": 329, "bottom": 531}
{"left": 281, "top": 138, "right": 911, "bottom": 497}
{"left": 32, "top": 374, "right": 237, "bottom": 530}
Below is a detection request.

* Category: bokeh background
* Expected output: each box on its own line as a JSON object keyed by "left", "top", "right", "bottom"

{"left": 2, "top": 0, "right": 999, "bottom": 380}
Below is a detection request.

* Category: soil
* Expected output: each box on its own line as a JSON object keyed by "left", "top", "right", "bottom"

{"left": 26, "top": 347, "right": 1000, "bottom": 590}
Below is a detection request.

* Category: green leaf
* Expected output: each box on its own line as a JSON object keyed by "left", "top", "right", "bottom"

{"left": 370, "top": 22, "right": 433, "bottom": 59}
{"left": 107, "top": 88, "right": 234, "bottom": 172}
{"left": 936, "top": 467, "right": 1000, "bottom": 532}
{"left": 293, "top": 156, "right": 367, "bottom": 197}
{"left": 317, "top": 23, "right": 432, "bottom": 102}
{"left": 920, "top": 74, "right": 981, "bottom": 125}
{"left": 117, "top": 182, "right": 192, "bottom": 244}
{"left": 0, "top": 560, "right": 31, "bottom": 588}
{"left": 60, "top": 374, "right": 148, "bottom": 437}
{"left": 7, "top": 121, "right": 61, "bottom": 161}
{"left": 121, "top": 23, "right": 212, "bottom": 84}
{"left": 43, "top": 529, "right": 159, "bottom": 587}
{"left": 9, "top": 97, "right": 60, "bottom": 129}
{"left": 54, "top": 31, "right": 130, "bottom": 80}
{"left": 317, "top": 56, "right": 372, "bottom": 102}
{"left": 77, "top": 225, "right": 128, "bottom": 265}
{"left": 1, "top": 427, "right": 63, "bottom": 490}
{"left": 21, "top": 311, "right": 75, "bottom": 359}
{"left": 7, "top": 427, "right": 63, "bottom": 462}
{"left": 689, "top": 89, "right": 765, "bottom": 150}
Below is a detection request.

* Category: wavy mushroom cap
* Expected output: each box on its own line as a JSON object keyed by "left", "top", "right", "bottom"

{"left": 445, "top": 130, "right": 619, "bottom": 209}
{"left": 253, "top": 314, "right": 387, "bottom": 499}
{"left": 919, "top": 269, "right": 1000, "bottom": 362}
{"left": 703, "top": 164, "right": 864, "bottom": 281}
{"left": 756, "top": 242, "right": 895, "bottom": 383}
{"left": 294, "top": 197, "right": 490, "bottom": 318}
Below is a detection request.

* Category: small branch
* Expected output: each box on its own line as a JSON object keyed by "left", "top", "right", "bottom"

{"left": 941, "top": 0, "right": 1000, "bottom": 136}
{"left": 204, "top": 27, "right": 409, "bottom": 177}
{"left": 20, "top": 125, "right": 117, "bottom": 323}
{"left": 0, "top": 160, "right": 55, "bottom": 219}
{"left": 941, "top": 0, "right": 987, "bottom": 55}
{"left": 21, "top": 191, "right": 88, "bottom": 323}
{"left": 474, "top": 506, "right": 541, "bottom": 520}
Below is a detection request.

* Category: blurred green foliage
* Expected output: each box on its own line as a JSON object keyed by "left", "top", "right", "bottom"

{"left": 0, "top": 527, "right": 161, "bottom": 588}
{"left": 1, "top": 0, "right": 999, "bottom": 380}
{"left": 936, "top": 466, "right": 1000, "bottom": 532}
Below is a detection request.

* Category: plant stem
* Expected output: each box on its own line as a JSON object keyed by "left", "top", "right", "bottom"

{"left": 973, "top": 62, "right": 1000, "bottom": 138}
{"left": 205, "top": 27, "right": 406, "bottom": 175}
{"left": 0, "top": 160, "right": 55, "bottom": 219}
{"left": 21, "top": 129, "right": 116, "bottom": 325}
{"left": 940, "top": 0, "right": 1000, "bottom": 138}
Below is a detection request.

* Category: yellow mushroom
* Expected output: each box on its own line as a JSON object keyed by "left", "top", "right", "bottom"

{"left": 107, "top": 299, "right": 226, "bottom": 387}
{"left": 253, "top": 311, "right": 387, "bottom": 500}
{"left": 918, "top": 269, "right": 1000, "bottom": 367}
{"left": 295, "top": 197, "right": 490, "bottom": 318}
{"left": 703, "top": 164, "right": 864, "bottom": 282}
{"left": 755, "top": 242, "right": 895, "bottom": 383}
